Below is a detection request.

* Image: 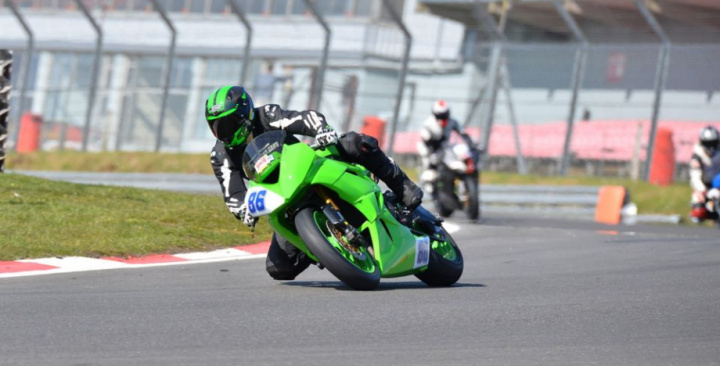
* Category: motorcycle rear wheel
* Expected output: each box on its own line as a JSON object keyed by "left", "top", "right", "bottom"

{"left": 295, "top": 207, "right": 381, "bottom": 290}
{"left": 415, "top": 227, "right": 464, "bottom": 287}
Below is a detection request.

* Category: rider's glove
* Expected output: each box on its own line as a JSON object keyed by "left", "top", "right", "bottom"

{"left": 229, "top": 199, "right": 257, "bottom": 228}
{"left": 315, "top": 127, "right": 339, "bottom": 147}
{"left": 238, "top": 203, "right": 257, "bottom": 228}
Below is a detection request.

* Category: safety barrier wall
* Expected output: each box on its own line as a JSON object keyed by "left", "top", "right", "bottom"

{"left": 391, "top": 120, "right": 720, "bottom": 162}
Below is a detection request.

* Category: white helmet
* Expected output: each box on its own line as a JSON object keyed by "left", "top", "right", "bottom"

{"left": 432, "top": 100, "right": 450, "bottom": 120}
{"left": 700, "top": 125, "right": 720, "bottom": 155}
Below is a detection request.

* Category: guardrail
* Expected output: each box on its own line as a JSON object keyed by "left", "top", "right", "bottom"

{"left": 479, "top": 184, "right": 681, "bottom": 224}
{"left": 480, "top": 184, "right": 599, "bottom": 217}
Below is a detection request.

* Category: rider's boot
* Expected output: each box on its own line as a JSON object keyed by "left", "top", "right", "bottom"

{"left": 399, "top": 176, "right": 424, "bottom": 210}
{"left": 367, "top": 156, "right": 423, "bottom": 210}
{"left": 340, "top": 132, "right": 423, "bottom": 210}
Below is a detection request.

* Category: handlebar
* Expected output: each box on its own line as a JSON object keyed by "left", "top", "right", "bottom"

{"left": 308, "top": 140, "right": 335, "bottom": 151}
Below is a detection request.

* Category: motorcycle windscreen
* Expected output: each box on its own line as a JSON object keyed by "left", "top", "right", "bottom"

{"left": 241, "top": 130, "right": 286, "bottom": 182}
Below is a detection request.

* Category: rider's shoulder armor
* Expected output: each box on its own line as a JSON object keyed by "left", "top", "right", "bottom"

{"left": 255, "top": 105, "right": 279, "bottom": 129}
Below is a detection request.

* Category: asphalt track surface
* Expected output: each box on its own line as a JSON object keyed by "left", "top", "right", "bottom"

{"left": 3, "top": 172, "right": 720, "bottom": 365}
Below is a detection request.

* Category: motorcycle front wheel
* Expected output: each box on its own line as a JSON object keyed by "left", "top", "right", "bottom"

{"left": 462, "top": 175, "right": 480, "bottom": 221}
{"left": 295, "top": 207, "right": 381, "bottom": 290}
{"left": 415, "top": 226, "right": 464, "bottom": 287}
{"left": 434, "top": 180, "right": 458, "bottom": 218}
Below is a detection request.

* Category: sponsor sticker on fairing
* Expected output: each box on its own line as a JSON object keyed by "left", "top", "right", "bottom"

{"left": 414, "top": 236, "right": 431, "bottom": 269}
{"left": 254, "top": 154, "right": 275, "bottom": 175}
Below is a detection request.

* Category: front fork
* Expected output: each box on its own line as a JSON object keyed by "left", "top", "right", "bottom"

{"left": 315, "top": 186, "right": 367, "bottom": 248}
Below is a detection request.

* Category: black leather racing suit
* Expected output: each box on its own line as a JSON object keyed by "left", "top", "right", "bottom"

{"left": 210, "top": 104, "right": 421, "bottom": 280}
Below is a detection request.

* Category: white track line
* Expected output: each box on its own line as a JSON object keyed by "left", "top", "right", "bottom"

{"left": 1, "top": 253, "right": 266, "bottom": 279}
{"left": 443, "top": 222, "right": 461, "bottom": 234}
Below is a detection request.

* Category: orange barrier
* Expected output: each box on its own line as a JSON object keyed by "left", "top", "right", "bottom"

{"left": 16, "top": 113, "right": 42, "bottom": 153}
{"left": 595, "top": 186, "right": 627, "bottom": 225}
{"left": 649, "top": 127, "right": 675, "bottom": 186}
{"left": 360, "top": 116, "right": 386, "bottom": 148}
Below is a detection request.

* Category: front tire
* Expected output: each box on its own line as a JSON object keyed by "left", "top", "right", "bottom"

{"left": 435, "top": 190, "right": 457, "bottom": 218}
{"left": 295, "top": 207, "right": 380, "bottom": 290}
{"left": 463, "top": 175, "right": 480, "bottom": 221}
{"left": 415, "top": 227, "right": 464, "bottom": 287}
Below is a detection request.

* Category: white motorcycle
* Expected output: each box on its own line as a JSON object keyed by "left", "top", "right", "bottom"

{"left": 419, "top": 141, "right": 481, "bottom": 221}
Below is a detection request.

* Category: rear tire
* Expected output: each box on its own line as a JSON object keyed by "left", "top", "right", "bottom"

{"left": 295, "top": 208, "right": 380, "bottom": 290}
{"left": 415, "top": 227, "right": 464, "bottom": 287}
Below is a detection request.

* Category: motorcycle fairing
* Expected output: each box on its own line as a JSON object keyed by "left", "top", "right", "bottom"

{"left": 244, "top": 186, "right": 285, "bottom": 217}
{"left": 309, "top": 154, "right": 429, "bottom": 277}
{"left": 247, "top": 139, "right": 430, "bottom": 277}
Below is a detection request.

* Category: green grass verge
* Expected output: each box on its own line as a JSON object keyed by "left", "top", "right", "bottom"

{"left": 8, "top": 151, "right": 213, "bottom": 174}
{"left": 0, "top": 173, "right": 273, "bottom": 261}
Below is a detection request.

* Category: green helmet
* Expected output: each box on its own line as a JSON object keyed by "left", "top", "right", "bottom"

{"left": 205, "top": 86, "right": 255, "bottom": 148}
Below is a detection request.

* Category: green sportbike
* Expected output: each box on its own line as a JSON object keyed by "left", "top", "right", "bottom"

{"left": 242, "top": 130, "right": 463, "bottom": 290}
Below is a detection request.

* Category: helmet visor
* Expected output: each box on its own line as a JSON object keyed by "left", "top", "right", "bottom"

{"left": 702, "top": 139, "right": 719, "bottom": 154}
{"left": 434, "top": 111, "right": 450, "bottom": 120}
{"left": 208, "top": 114, "right": 251, "bottom": 147}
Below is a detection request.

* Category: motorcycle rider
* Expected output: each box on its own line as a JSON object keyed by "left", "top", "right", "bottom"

{"left": 689, "top": 125, "right": 720, "bottom": 223}
{"left": 206, "top": 86, "right": 423, "bottom": 281}
{"left": 417, "top": 100, "right": 475, "bottom": 192}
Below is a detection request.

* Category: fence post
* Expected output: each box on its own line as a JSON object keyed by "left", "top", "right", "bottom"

{"left": 382, "top": 0, "right": 412, "bottom": 157}
{"left": 477, "top": 1, "right": 511, "bottom": 164}
{"left": 635, "top": 0, "right": 671, "bottom": 182}
{"left": 463, "top": 0, "right": 500, "bottom": 130}
{"left": 0, "top": 50, "right": 11, "bottom": 172}
{"left": 150, "top": 0, "right": 177, "bottom": 153}
{"left": 303, "top": 0, "right": 331, "bottom": 112}
{"left": 554, "top": 0, "right": 588, "bottom": 176}
{"left": 75, "top": 0, "right": 103, "bottom": 152}
{"left": 226, "top": 0, "right": 252, "bottom": 86}
{"left": 473, "top": 0, "right": 526, "bottom": 173}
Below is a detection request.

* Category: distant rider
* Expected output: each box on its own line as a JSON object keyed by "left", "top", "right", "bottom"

{"left": 417, "top": 100, "right": 475, "bottom": 191}
{"left": 205, "top": 86, "right": 423, "bottom": 281}
{"left": 689, "top": 125, "right": 720, "bottom": 223}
